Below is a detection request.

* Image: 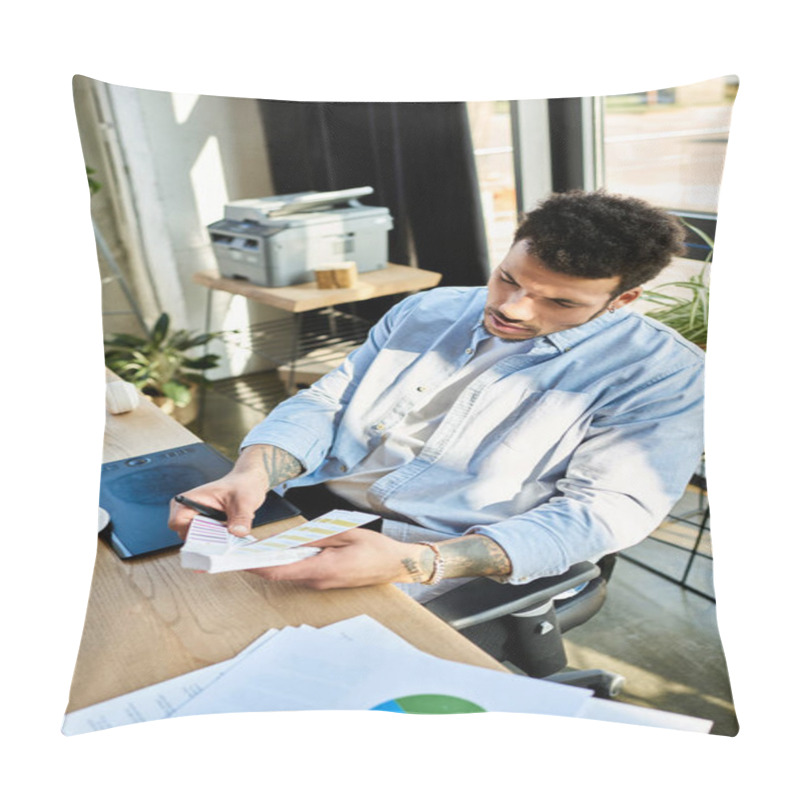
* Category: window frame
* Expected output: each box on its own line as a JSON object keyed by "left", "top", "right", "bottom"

{"left": 511, "top": 98, "right": 719, "bottom": 262}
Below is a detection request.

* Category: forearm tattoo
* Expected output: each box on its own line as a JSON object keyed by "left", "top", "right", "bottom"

{"left": 400, "top": 545, "right": 437, "bottom": 583}
{"left": 439, "top": 535, "right": 512, "bottom": 579}
{"left": 261, "top": 446, "right": 303, "bottom": 488}
{"left": 401, "top": 556, "right": 427, "bottom": 582}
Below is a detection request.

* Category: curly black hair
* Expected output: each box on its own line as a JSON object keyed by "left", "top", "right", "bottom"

{"left": 513, "top": 190, "right": 686, "bottom": 294}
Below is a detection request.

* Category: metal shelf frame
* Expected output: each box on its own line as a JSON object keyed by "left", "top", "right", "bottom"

{"left": 620, "top": 471, "right": 714, "bottom": 602}
{"left": 222, "top": 307, "right": 373, "bottom": 375}
{"left": 197, "top": 306, "right": 373, "bottom": 434}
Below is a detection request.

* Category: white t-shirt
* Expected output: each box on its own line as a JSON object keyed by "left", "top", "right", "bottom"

{"left": 326, "top": 334, "right": 532, "bottom": 509}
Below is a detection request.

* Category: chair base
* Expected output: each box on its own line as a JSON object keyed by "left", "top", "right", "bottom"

{"left": 545, "top": 668, "right": 626, "bottom": 699}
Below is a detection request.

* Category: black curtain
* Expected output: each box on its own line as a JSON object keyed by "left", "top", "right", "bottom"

{"left": 548, "top": 98, "right": 587, "bottom": 194}
{"left": 258, "top": 100, "right": 489, "bottom": 289}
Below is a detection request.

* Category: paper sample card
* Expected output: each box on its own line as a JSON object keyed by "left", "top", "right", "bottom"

{"left": 180, "top": 509, "right": 379, "bottom": 573}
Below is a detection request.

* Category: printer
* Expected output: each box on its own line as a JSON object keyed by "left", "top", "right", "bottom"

{"left": 207, "top": 186, "right": 393, "bottom": 287}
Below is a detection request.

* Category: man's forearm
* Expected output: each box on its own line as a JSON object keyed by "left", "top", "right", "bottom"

{"left": 439, "top": 534, "right": 512, "bottom": 578}
{"left": 411, "top": 534, "right": 512, "bottom": 582}
{"left": 234, "top": 444, "right": 304, "bottom": 490}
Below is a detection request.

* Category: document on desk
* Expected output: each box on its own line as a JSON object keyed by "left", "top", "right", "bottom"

{"left": 63, "top": 615, "right": 712, "bottom": 735}
{"left": 61, "top": 626, "right": 288, "bottom": 735}
{"left": 576, "top": 697, "right": 713, "bottom": 733}
{"left": 180, "top": 509, "right": 379, "bottom": 573}
{"left": 62, "top": 616, "right": 590, "bottom": 734}
{"left": 168, "top": 615, "right": 593, "bottom": 719}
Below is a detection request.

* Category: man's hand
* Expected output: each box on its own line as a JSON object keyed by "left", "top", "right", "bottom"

{"left": 248, "top": 530, "right": 512, "bottom": 590}
{"left": 168, "top": 472, "right": 270, "bottom": 540}
{"left": 249, "top": 528, "right": 435, "bottom": 589}
{"left": 168, "top": 443, "right": 302, "bottom": 539}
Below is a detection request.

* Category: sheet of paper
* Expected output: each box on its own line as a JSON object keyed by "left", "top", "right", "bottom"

{"left": 184, "top": 514, "right": 257, "bottom": 551}
{"left": 577, "top": 697, "right": 713, "bottom": 733}
{"left": 64, "top": 614, "right": 711, "bottom": 735}
{"left": 170, "top": 615, "right": 593, "bottom": 719}
{"left": 181, "top": 509, "right": 380, "bottom": 572}
{"left": 247, "top": 509, "right": 380, "bottom": 549}
{"left": 61, "top": 626, "right": 291, "bottom": 735}
{"left": 170, "top": 624, "right": 360, "bottom": 715}
{"left": 288, "top": 616, "right": 594, "bottom": 717}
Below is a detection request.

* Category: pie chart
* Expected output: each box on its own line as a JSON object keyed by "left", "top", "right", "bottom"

{"left": 371, "top": 694, "right": 486, "bottom": 714}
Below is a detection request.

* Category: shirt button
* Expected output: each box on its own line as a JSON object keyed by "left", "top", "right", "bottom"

{"left": 339, "top": 465, "right": 347, "bottom": 473}
{"left": 375, "top": 423, "right": 385, "bottom": 431}
{"left": 465, "top": 347, "right": 474, "bottom": 355}
{"left": 416, "top": 386, "right": 427, "bottom": 392}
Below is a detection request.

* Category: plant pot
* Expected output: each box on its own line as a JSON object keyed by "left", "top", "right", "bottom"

{"left": 149, "top": 386, "right": 199, "bottom": 425}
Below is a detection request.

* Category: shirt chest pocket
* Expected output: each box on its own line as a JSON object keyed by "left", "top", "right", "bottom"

{"left": 497, "top": 390, "right": 592, "bottom": 454}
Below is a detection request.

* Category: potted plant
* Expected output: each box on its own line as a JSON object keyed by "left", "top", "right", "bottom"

{"left": 642, "top": 222, "right": 712, "bottom": 349}
{"left": 104, "top": 312, "right": 223, "bottom": 423}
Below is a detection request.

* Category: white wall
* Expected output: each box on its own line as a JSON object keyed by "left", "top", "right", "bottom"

{"left": 76, "top": 77, "right": 285, "bottom": 378}
{"left": 128, "top": 86, "right": 275, "bottom": 332}
{"left": 74, "top": 76, "right": 157, "bottom": 336}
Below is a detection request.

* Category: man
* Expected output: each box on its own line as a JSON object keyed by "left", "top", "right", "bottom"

{"left": 169, "top": 190, "right": 704, "bottom": 603}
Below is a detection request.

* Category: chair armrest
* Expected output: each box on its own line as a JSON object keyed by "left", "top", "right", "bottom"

{"left": 423, "top": 561, "right": 601, "bottom": 630}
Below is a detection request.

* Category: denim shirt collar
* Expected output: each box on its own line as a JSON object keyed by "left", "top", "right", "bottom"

{"left": 545, "top": 307, "right": 631, "bottom": 352}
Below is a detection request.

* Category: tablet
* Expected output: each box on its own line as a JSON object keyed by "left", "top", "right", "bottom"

{"left": 98, "top": 442, "right": 301, "bottom": 559}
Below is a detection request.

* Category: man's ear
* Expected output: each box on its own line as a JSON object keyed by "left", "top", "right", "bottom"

{"left": 610, "top": 286, "right": 642, "bottom": 310}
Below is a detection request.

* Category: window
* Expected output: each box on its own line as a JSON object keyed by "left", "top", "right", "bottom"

{"left": 468, "top": 79, "right": 736, "bottom": 269}
{"left": 601, "top": 76, "right": 738, "bottom": 215}
{"left": 467, "top": 101, "right": 517, "bottom": 270}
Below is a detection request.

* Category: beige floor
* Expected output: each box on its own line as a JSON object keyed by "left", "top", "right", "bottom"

{"left": 562, "top": 549, "right": 738, "bottom": 736}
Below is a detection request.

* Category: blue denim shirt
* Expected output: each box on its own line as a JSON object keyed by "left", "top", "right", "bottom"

{"left": 242, "top": 286, "right": 705, "bottom": 584}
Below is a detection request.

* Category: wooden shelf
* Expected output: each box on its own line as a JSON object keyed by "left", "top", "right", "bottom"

{"left": 193, "top": 264, "right": 442, "bottom": 313}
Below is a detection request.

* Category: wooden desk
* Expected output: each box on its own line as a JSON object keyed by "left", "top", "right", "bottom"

{"left": 66, "top": 375, "right": 505, "bottom": 714}
{"left": 192, "top": 263, "right": 442, "bottom": 313}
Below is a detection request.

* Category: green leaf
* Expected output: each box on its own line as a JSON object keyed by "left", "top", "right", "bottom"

{"left": 182, "top": 332, "right": 220, "bottom": 349}
{"left": 181, "top": 355, "right": 221, "bottom": 370}
{"left": 649, "top": 280, "right": 708, "bottom": 293}
{"left": 161, "top": 380, "right": 193, "bottom": 407}
{"left": 86, "top": 166, "right": 102, "bottom": 195}
{"left": 642, "top": 292, "right": 683, "bottom": 306}
{"left": 682, "top": 220, "right": 715, "bottom": 254}
{"left": 104, "top": 332, "right": 149, "bottom": 349}
{"left": 166, "top": 330, "right": 192, "bottom": 351}
{"left": 150, "top": 313, "right": 170, "bottom": 346}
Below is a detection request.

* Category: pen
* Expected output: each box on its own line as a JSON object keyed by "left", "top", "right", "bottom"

{"left": 174, "top": 494, "right": 227, "bottom": 522}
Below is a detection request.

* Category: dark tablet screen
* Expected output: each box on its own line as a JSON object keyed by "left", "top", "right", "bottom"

{"left": 99, "top": 442, "right": 301, "bottom": 559}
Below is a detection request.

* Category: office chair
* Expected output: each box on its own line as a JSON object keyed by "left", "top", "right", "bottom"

{"left": 424, "top": 554, "right": 625, "bottom": 698}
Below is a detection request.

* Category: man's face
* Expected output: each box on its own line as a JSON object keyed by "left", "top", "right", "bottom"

{"left": 483, "top": 241, "right": 642, "bottom": 341}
